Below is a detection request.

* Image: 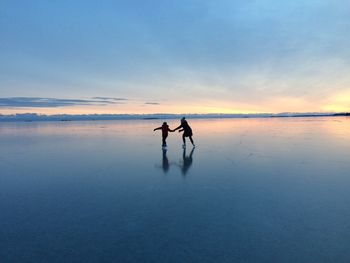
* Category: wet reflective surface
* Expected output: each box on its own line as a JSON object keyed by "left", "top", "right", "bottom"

{"left": 1, "top": 117, "right": 350, "bottom": 262}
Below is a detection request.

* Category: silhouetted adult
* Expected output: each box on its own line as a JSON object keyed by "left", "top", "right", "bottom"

{"left": 173, "top": 117, "right": 195, "bottom": 147}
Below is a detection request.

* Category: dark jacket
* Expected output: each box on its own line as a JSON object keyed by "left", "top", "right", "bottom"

{"left": 154, "top": 124, "right": 171, "bottom": 137}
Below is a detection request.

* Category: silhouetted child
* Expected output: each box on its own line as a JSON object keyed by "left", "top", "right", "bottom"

{"left": 154, "top": 122, "right": 173, "bottom": 147}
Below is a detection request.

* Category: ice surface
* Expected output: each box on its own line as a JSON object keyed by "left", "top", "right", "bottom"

{"left": 1, "top": 117, "right": 350, "bottom": 262}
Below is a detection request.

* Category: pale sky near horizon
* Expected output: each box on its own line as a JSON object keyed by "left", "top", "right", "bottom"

{"left": 1, "top": 0, "right": 350, "bottom": 114}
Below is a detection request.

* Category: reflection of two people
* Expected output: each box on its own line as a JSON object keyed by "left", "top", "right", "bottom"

{"left": 161, "top": 147, "right": 195, "bottom": 176}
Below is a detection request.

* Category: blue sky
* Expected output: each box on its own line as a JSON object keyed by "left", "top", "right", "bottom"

{"left": 1, "top": 0, "right": 350, "bottom": 114}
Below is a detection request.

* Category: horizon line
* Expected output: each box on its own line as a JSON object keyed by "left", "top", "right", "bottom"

{"left": 0, "top": 112, "right": 349, "bottom": 122}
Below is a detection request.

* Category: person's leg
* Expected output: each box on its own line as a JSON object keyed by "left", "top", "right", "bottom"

{"left": 162, "top": 136, "right": 167, "bottom": 146}
{"left": 189, "top": 136, "right": 194, "bottom": 145}
{"left": 182, "top": 134, "right": 186, "bottom": 145}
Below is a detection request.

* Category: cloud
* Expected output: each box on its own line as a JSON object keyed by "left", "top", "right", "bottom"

{"left": 0, "top": 97, "right": 119, "bottom": 108}
{"left": 91, "top": 97, "right": 128, "bottom": 101}
{"left": 145, "top": 102, "right": 160, "bottom": 105}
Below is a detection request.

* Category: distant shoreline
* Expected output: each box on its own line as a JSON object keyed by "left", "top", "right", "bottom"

{"left": 0, "top": 113, "right": 349, "bottom": 122}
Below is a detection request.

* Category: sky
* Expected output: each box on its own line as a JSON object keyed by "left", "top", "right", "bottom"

{"left": 1, "top": 0, "right": 350, "bottom": 114}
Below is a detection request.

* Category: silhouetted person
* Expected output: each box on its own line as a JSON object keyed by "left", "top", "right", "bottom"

{"left": 180, "top": 147, "right": 195, "bottom": 176}
{"left": 162, "top": 148, "right": 170, "bottom": 173}
{"left": 154, "top": 122, "right": 173, "bottom": 147}
{"left": 173, "top": 117, "right": 195, "bottom": 147}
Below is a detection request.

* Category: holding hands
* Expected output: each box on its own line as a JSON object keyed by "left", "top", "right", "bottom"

{"left": 168, "top": 129, "right": 182, "bottom": 132}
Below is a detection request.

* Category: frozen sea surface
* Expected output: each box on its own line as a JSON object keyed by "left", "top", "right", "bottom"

{"left": 1, "top": 117, "right": 350, "bottom": 263}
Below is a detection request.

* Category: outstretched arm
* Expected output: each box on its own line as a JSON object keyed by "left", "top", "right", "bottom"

{"left": 173, "top": 124, "right": 182, "bottom": 131}
{"left": 154, "top": 127, "right": 162, "bottom": 131}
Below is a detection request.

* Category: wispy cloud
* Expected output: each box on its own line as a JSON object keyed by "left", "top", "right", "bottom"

{"left": 145, "top": 102, "right": 160, "bottom": 105}
{"left": 0, "top": 97, "right": 120, "bottom": 108}
{"left": 91, "top": 97, "right": 128, "bottom": 101}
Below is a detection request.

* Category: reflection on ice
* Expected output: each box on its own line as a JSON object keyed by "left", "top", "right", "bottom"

{"left": 161, "top": 148, "right": 170, "bottom": 173}
{"left": 158, "top": 147, "right": 195, "bottom": 176}
{"left": 178, "top": 147, "right": 195, "bottom": 176}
